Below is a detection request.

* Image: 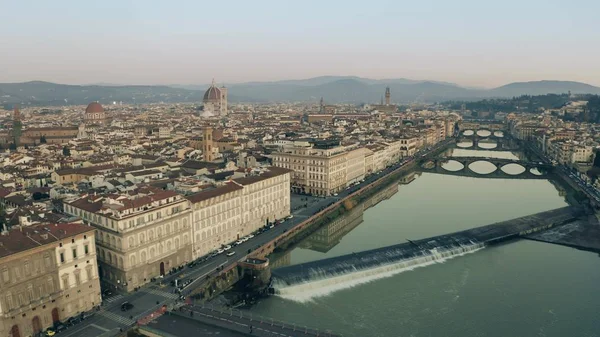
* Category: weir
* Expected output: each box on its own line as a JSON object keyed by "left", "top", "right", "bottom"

{"left": 271, "top": 206, "right": 582, "bottom": 294}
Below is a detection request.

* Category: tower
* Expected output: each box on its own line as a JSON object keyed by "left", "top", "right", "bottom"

{"left": 12, "top": 105, "right": 22, "bottom": 147}
{"left": 385, "top": 87, "right": 391, "bottom": 106}
{"left": 319, "top": 97, "right": 324, "bottom": 113}
{"left": 202, "top": 126, "right": 214, "bottom": 162}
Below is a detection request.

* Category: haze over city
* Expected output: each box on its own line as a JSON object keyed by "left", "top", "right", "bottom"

{"left": 2, "top": 0, "right": 600, "bottom": 87}
{"left": 2, "top": 2, "right": 600, "bottom": 337}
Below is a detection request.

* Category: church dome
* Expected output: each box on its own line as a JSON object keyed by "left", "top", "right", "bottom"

{"left": 203, "top": 85, "right": 221, "bottom": 102}
{"left": 85, "top": 102, "right": 104, "bottom": 114}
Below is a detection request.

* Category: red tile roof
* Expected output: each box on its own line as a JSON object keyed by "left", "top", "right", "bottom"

{"left": 0, "top": 223, "right": 93, "bottom": 259}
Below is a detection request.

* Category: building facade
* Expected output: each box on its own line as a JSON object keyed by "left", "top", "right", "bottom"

{"left": 65, "top": 189, "right": 192, "bottom": 292}
{"left": 187, "top": 167, "right": 291, "bottom": 258}
{"left": 0, "top": 223, "right": 101, "bottom": 337}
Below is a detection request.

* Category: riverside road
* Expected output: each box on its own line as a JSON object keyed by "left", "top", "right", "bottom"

{"left": 55, "top": 139, "right": 453, "bottom": 337}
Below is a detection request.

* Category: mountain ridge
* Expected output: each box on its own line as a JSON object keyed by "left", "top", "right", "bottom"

{"left": 1, "top": 78, "right": 598, "bottom": 107}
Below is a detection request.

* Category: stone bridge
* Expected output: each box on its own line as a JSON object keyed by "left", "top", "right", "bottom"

{"left": 420, "top": 156, "right": 553, "bottom": 179}
{"left": 458, "top": 120, "right": 506, "bottom": 132}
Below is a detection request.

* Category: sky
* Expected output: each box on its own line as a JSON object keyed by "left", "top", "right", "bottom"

{"left": 1, "top": 0, "right": 599, "bottom": 88}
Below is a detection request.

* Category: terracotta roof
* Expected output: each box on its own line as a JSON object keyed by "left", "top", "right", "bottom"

{"left": 185, "top": 183, "right": 243, "bottom": 204}
{"left": 0, "top": 223, "right": 93, "bottom": 259}
{"left": 232, "top": 167, "right": 292, "bottom": 186}
{"left": 86, "top": 102, "right": 104, "bottom": 114}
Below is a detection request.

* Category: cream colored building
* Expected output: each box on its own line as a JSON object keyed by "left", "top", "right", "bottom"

{"left": 65, "top": 188, "right": 192, "bottom": 291}
{"left": 272, "top": 143, "right": 353, "bottom": 196}
{"left": 187, "top": 167, "right": 291, "bottom": 258}
{"left": 345, "top": 147, "right": 366, "bottom": 185}
{"left": 0, "top": 223, "right": 101, "bottom": 337}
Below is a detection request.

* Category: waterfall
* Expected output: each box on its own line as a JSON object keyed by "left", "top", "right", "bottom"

{"left": 273, "top": 243, "right": 484, "bottom": 303}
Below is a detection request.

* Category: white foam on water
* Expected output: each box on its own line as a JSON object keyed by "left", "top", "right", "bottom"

{"left": 274, "top": 243, "right": 484, "bottom": 303}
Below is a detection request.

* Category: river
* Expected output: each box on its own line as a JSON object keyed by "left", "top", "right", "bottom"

{"left": 248, "top": 148, "right": 600, "bottom": 337}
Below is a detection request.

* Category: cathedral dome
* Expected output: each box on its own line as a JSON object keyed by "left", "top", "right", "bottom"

{"left": 85, "top": 102, "right": 104, "bottom": 114}
{"left": 203, "top": 85, "right": 221, "bottom": 102}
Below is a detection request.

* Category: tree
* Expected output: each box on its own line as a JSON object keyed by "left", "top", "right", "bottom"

{"left": 39, "top": 136, "right": 47, "bottom": 144}
{"left": 62, "top": 146, "right": 71, "bottom": 156}
{"left": 9, "top": 143, "right": 16, "bottom": 151}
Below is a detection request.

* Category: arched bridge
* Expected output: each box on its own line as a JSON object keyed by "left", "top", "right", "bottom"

{"left": 420, "top": 156, "right": 553, "bottom": 179}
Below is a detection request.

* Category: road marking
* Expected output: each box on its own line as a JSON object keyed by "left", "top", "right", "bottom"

{"left": 90, "top": 324, "right": 109, "bottom": 332}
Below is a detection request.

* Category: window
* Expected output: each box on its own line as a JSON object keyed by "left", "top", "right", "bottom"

{"left": 72, "top": 248, "right": 77, "bottom": 259}
{"left": 60, "top": 253, "right": 65, "bottom": 263}
{"left": 84, "top": 245, "right": 89, "bottom": 255}
{"left": 2, "top": 268, "right": 9, "bottom": 283}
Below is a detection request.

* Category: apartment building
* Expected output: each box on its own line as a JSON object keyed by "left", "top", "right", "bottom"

{"left": 272, "top": 141, "right": 352, "bottom": 196}
{"left": 345, "top": 147, "right": 367, "bottom": 185}
{"left": 65, "top": 188, "right": 192, "bottom": 291}
{"left": 0, "top": 223, "right": 100, "bottom": 337}
{"left": 187, "top": 167, "right": 291, "bottom": 258}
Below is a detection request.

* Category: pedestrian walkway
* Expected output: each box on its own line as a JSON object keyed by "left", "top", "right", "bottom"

{"left": 141, "top": 288, "right": 181, "bottom": 300}
{"left": 102, "top": 294, "right": 124, "bottom": 304}
{"left": 181, "top": 306, "right": 340, "bottom": 337}
{"left": 97, "top": 310, "right": 136, "bottom": 326}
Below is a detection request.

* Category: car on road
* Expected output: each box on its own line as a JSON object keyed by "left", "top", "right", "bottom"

{"left": 235, "top": 240, "right": 243, "bottom": 245}
{"left": 333, "top": 193, "right": 338, "bottom": 196}
{"left": 247, "top": 234, "right": 255, "bottom": 239}
{"left": 226, "top": 251, "right": 236, "bottom": 257}
{"left": 121, "top": 302, "right": 134, "bottom": 311}
{"left": 223, "top": 245, "right": 232, "bottom": 251}
{"left": 54, "top": 323, "right": 67, "bottom": 333}
{"left": 216, "top": 248, "right": 224, "bottom": 254}
{"left": 268, "top": 224, "right": 275, "bottom": 229}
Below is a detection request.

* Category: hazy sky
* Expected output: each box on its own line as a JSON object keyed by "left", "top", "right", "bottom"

{"left": 1, "top": 0, "right": 599, "bottom": 88}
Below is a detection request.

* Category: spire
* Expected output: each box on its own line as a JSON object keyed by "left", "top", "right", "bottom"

{"left": 211, "top": 78, "right": 215, "bottom": 87}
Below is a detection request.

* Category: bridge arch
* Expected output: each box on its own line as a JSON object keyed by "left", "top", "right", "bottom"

{"left": 476, "top": 129, "right": 492, "bottom": 137}
{"left": 440, "top": 160, "right": 465, "bottom": 172}
{"left": 500, "top": 163, "right": 526, "bottom": 175}
{"left": 468, "top": 160, "right": 498, "bottom": 175}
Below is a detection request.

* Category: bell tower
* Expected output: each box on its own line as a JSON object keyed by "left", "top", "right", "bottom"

{"left": 12, "top": 105, "right": 22, "bottom": 147}
{"left": 385, "top": 87, "right": 391, "bottom": 106}
{"left": 202, "top": 126, "right": 214, "bottom": 162}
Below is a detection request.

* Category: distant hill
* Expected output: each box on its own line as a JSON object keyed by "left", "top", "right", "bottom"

{"left": 488, "top": 80, "right": 600, "bottom": 97}
{"left": 0, "top": 81, "right": 204, "bottom": 107}
{"left": 1, "top": 78, "right": 599, "bottom": 107}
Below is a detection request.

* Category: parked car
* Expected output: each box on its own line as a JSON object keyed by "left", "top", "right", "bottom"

{"left": 121, "top": 302, "right": 134, "bottom": 312}
{"left": 216, "top": 248, "right": 224, "bottom": 254}
{"left": 235, "top": 240, "right": 243, "bottom": 245}
{"left": 45, "top": 328, "right": 56, "bottom": 336}
{"left": 226, "top": 251, "right": 236, "bottom": 257}
{"left": 223, "top": 245, "right": 232, "bottom": 251}
{"left": 54, "top": 323, "right": 67, "bottom": 333}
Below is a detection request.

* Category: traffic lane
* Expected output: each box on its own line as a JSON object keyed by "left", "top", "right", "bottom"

{"left": 59, "top": 316, "right": 121, "bottom": 337}
{"left": 150, "top": 313, "right": 248, "bottom": 337}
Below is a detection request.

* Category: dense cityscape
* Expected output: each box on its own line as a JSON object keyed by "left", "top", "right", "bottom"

{"left": 2, "top": 0, "right": 600, "bottom": 335}
{"left": 0, "top": 80, "right": 599, "bottom": 336}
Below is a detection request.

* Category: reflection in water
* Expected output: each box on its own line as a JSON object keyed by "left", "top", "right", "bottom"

{"left": 447, "top": 148, "right": 520, "bottom": 160}
{"left": 441, "top": 160, "right": 465, "bottom": 171}
{"left": 477, "top": 142, "right": 498, "bottom": 149}
{"left": 468, "top": 161, "right": 497, "bottom": 174}
{"left": 299, "top": 183, "right": 399, "bottom": 254}
{"left": 476, "top": 130, "right": 492, "bottom": 137}
{"left": 457, "top": 141, "right": 473, "bottom": 148}
{"left": 501, "top": 163, "right": 526, "bottom": 175}
{"left": 462, "top": 130, "right": 474, "bottom": 136}
{"left": 494, "top": 131, "right": 504, "bottom": 137}
{"left": 270, "top": 182, "right": 401, "bottom": 267}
